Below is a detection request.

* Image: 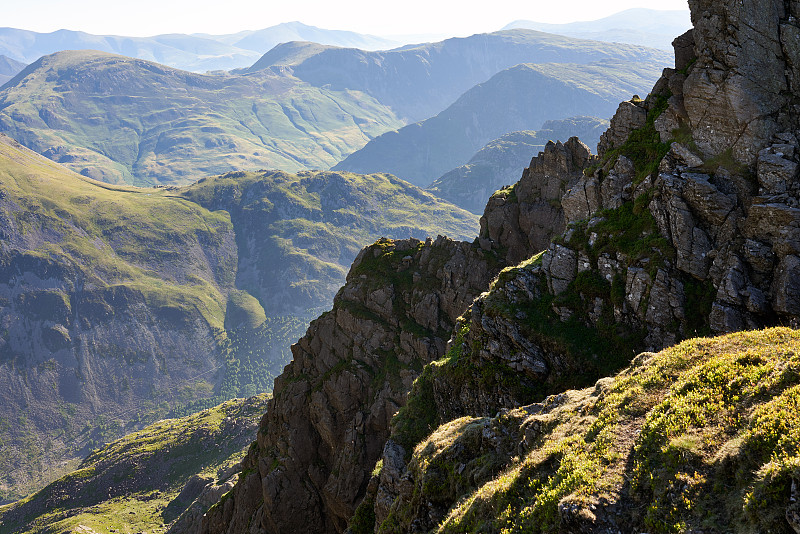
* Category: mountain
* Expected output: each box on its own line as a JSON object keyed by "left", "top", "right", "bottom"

{"left": 0, "top": 27, "right": 261, "bottom": 73}
{"left": 202, "top": 21, "right": 398, "bottom": 54}
{"left": 334, "top": 59, "right": 664, "bottom": 188}
{"left": 0, "top": 23, "right": 398, "bottom": 73}
{"left": 0, "top": 55, "right": 25, "bottom": 86}
{"left": 504, "top": 8, "right": 692, "bottom": 50}
{"left": 0, "top": 134, "right": 240, "bottom": 503}
{"left": 0, "top": 50, "right": 403, "bottom": 186}
{"left": 0, "top": 394, "right": 271, "bottom": 534}
{"left": 0, "top": 133, "right": 477, "bottom": 503}
{"left": 246, "top": 29, "right": 672, "bottom": 123}
{"left": 427, "top": 116, "right": 609, "bottom": 213}
{"left": 178, "top": 169, "right": 479, "bottom": 317}
{"left": 198, "top": 0, "right": 800, "bottom": 531}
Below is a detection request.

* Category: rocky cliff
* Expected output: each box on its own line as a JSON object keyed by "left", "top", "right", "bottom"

{"left": 200, "top": 0, "right": 800, "bottom": 532}
{"left": 196, "top": 237, "right": 501, "bottom": 533}
{"left": 196, "top": 137, "right": 590, "bottom": 531}
{"left": 359, "top": 0, "right": 800, "bottom": 530}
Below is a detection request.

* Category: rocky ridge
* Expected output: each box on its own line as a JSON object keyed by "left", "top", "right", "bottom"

{"left": 360, "top": 0, "right": 800, "bottom": 530}
{"left": 427, "top": 117, "right": 609, "bottom": 214}
{"left": 200, "top": 0, "right": 800, "bottom": 532}
{"left": 196, "top": 107, "right": 597, "bottom": 533}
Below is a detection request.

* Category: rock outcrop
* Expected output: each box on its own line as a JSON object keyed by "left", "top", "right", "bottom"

{"left": 202, "top": 0, "right": 800, "bottom": 532}
{"left": 479, "top": 137, "right": 595, "bottom": 265}
{"left": 199, "top": 237, "right": 502, "bottom": 533}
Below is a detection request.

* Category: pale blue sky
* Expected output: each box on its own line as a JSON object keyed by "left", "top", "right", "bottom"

{"left": 3, "top": 0, "right": 690, "bottom": 37}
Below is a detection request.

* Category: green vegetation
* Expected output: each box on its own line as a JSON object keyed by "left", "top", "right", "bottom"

{"left": 563, "top": 198, "right": 675, "bottom": 278}
{"left": 0, "top": 395, "right": 270, "bottom": 534}
{"left": 0, "top": 50, "right": 404, "bottom": 186}
{"left": 587, "top": 92, "right": 671, "bottom": 182}
{"left": 0, "top": 136, "right": 234, "bottom": 330}
{"left": 184, "top": 171, "right": 479, "bottom": 315}
{"left": 381, "top": 328, "right": 800, "bottom": 534}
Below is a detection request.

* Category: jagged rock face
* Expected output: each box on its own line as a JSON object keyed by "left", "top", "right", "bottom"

{"left": 683, "top": 0, "right": 800, "bottom": 165}
{"left": 479, "top": 137, "right": 595, "bottom": 264}
{"left": 364, "top": 6, "right": 800, "bottom": 530}
{"left": 204, "top": 2, "right": 800, "bottom": 532}
{"left": 199, "top": 237, "right": 502, "bottom": 534}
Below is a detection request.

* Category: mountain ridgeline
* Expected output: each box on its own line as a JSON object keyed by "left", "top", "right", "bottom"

{"left": 246, "top": 30, "right": 671, "bottom": 123}
{"left": 504, "top": 7, "right": 692, "bottom": 50}
{"left": 0, "top": 23, "right": 399, "bottom": 73}
{"left": 195, "top": 0, "right": 800, "bottom": 533}
{"left": 333, "top": 60, "right": 664, "bottom": 188}
{"left": 0, "top": 50, "right": 404, "bottom": 186}
{"left": 0, "top": 30, "right": 669, "bottom": 188}
{"left": 0, "top": 134, "right": 478, "bottom": 504}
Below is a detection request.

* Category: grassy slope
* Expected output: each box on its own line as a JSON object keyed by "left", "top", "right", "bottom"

{"left": 333, "top": 60, "right": 665, "bottom": 188}
{"left": 0, "top": 394, "right": 270, "bottom": 534}
{"left": 0, "top": 134, "right": 234, "bottom": 330}
{"left": 179, "top": 169, "right": 480, "bottom": 316}
{"left": 380, "top": 327, "right": 800, "bottom": 533}
{"left": 0, "top": 134, "right": 238, "bottom": 502}
{"left": 0, "top": 50, "right": 403, "bottom": 186}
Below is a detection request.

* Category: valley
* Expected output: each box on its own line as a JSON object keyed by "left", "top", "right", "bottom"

{"left": 2, "top": 2, "right": 800, "bottom": 533}
{"left": 0, "top": 135, "right": 476, "bottom": 504}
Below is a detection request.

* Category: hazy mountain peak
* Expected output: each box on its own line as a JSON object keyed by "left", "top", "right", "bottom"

{"left": 0, "top": 54, "right": 26, "bottom": 87}
{"left": 0, "top": 23, "right": 398, "bottom": 73}
{"left": 503, "top": 8, "right": 692, "bottom": 50}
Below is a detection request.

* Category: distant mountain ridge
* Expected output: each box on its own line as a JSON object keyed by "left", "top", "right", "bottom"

{"left": 0, "top": 55, "right": 25, "bottom": 86}
{"left": 504, "top": 8, "right": 692, "bottom": 50}
{"left": 0, "top": 22, "right": 398, "bottom": 73}
{"left": 334, "top": 59, "right": 665, "bottom": 187}
{"left": 247, "top": 29, "right": 671, "bottom": 123}
{"left": 0, "top": 50, "right": 404, "bottom": 185}
{"left": 0, "top": 32, "right": 670, "bottom": 187}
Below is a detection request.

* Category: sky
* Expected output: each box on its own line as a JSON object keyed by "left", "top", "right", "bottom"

{"left": 3, "top": 0, "right": 690, "bottom": 38}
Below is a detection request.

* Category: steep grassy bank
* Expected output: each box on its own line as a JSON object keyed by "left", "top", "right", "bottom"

{"left": 0, "top": 395, "right": 270, "bottom": 534}
{"left": 375, "top": 328, "right": 800, "bottom": 533}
